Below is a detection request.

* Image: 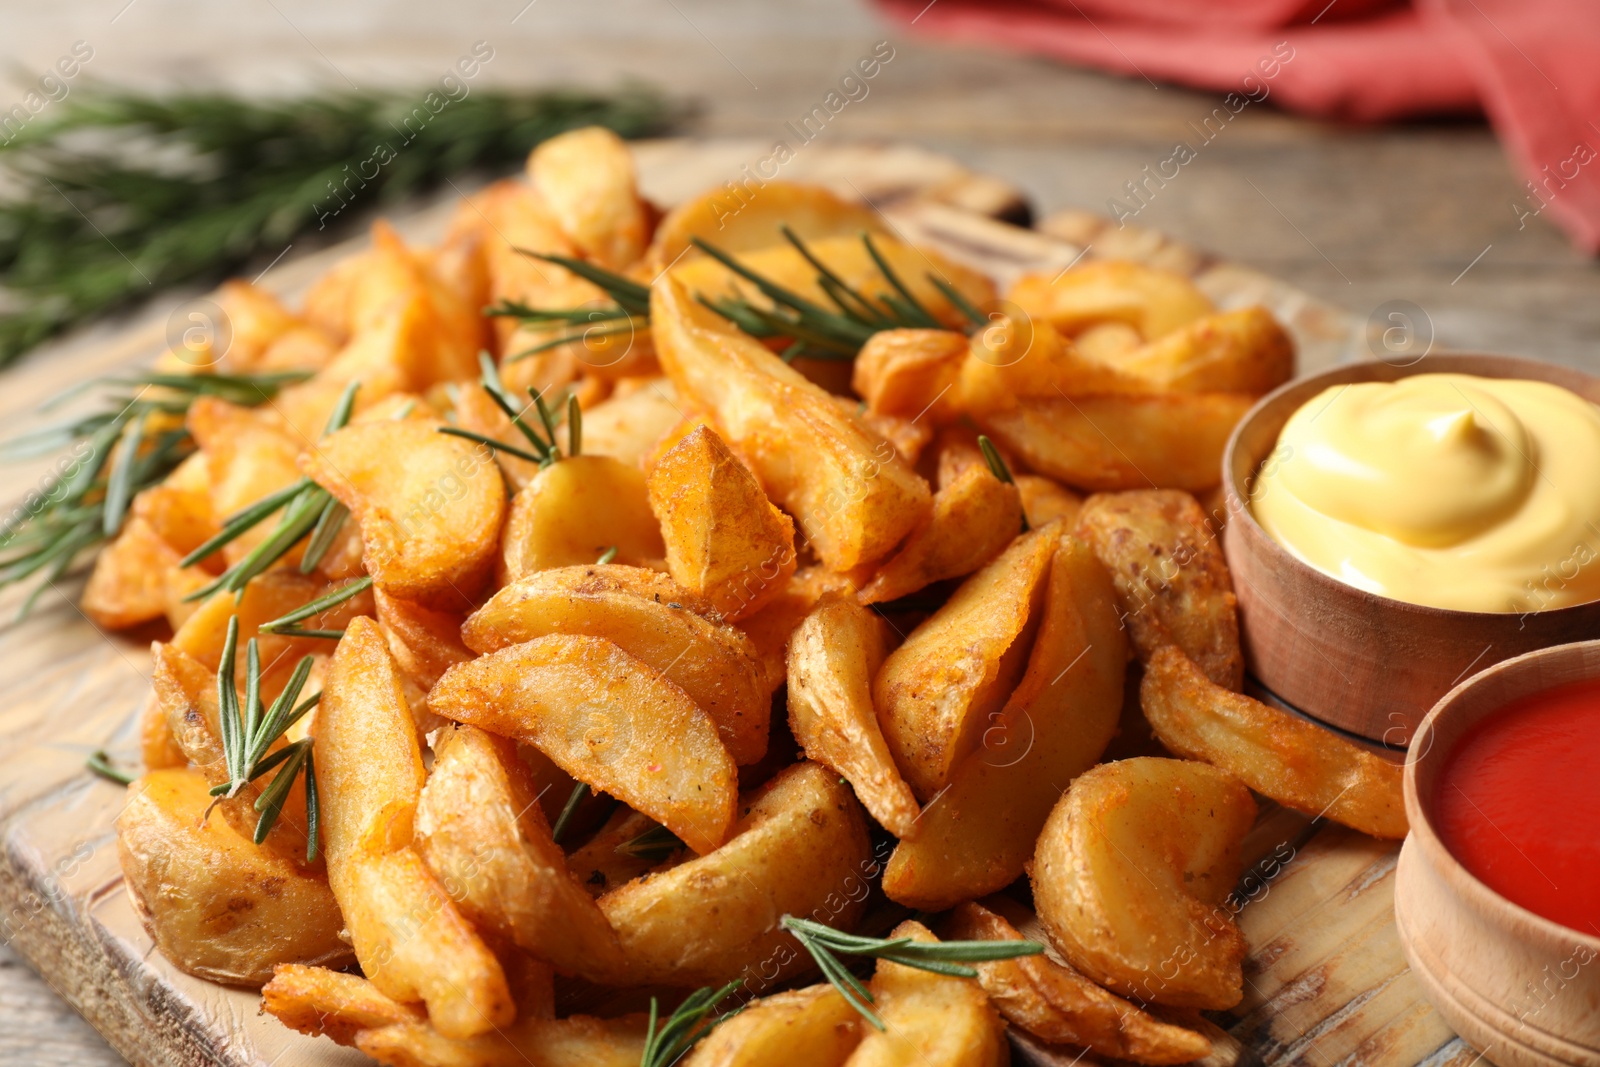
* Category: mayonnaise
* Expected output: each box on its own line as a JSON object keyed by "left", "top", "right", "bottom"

{"left": 1250, "top": 373, "right": 1600, "bottom": 613}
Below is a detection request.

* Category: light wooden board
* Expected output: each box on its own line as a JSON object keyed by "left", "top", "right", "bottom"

{"left": 0, "top": 138, "right": 1464, "bottom": 1067}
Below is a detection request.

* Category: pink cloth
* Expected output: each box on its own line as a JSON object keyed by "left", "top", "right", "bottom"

{"left": 877, "top": 0, "right": 1600, "bottom": 250}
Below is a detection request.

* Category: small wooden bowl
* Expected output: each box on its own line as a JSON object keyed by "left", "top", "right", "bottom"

{"left": 1220, "top": 354, "right": 1600, "bottom": 741}
{"left": 1395, "top": 640, "right": 1600, "bottom": 1067}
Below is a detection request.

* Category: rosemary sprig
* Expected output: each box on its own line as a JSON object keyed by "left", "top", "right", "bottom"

{"left": 977, "top": 434, "right": 1028, "bottom": 532}
{"left": 207, "top": 615, "right": 322, "bottom": 861}
{"left": 437, "top": 353, "right": 577, "bottom": 469}
{"left": 86, "top": 750, "right": 136, "bottom": 785}
{"left": 258, "top": 574, "right": 373, "bottom": 639}
{"left": 0, "top": 369, "right": 306, "bottom": 615}
{"left": 596, "top": 545, "right": 618, "bottom": 565}
{"left": 780, "top": 915, "right": 1044, "bottom": 1030}
{"left": 616, "top": 823, "right": 683, "bottom": 861}
{"left": 491, "top": 229, "right": 990, "bottom": 364}
{"left": 550, "top": 782, "right": 588, "bottom": 844}
{"left": 180, "top": 381, "right": 359, "bottom": 601}
{"left": 639, "top": 981, "right": 743, "bottom": 1067}
{"left": 0, "top": 86, "right": 677, "bottom": 367}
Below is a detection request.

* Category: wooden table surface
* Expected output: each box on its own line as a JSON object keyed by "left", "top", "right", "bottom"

{"left": 4, "top": 1, "right": 1597, "bottom": 1062}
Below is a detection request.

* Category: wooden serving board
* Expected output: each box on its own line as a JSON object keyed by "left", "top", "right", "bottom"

{"left": 0, "top": 138, "right": 1472, "bottom": 1067}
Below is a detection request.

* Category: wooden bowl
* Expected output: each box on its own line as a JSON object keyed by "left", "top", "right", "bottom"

{"left": 1220, "top": 355, "right": 1600, "bottom": 742}
{"left": 1395, "top": 640, "right": 1600, "bottom": 1067}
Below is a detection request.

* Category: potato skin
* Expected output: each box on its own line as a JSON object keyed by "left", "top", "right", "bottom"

{"left": 683, "top": 984, "right": 861, "bottom": 1067}
{"left": 1075, "top": 489, "right": 1243, "bottom": 690}
{"left": 1031, "top": 757, "right": 1256, "bottom": 1010}
{"left": 597, "top": 762, "right": 873, "bottom": 992}
{"left": 843, "top": 921, "right": 1007, "bottom": 1067}
{"left": 1141, "top": 645, "right": 1407, "bottom": 838}
{"left": 115, "top": 768, "right": 352, "bottom": 987}
{"left": 648, "top": 424, "right": 797, "bottom": 621}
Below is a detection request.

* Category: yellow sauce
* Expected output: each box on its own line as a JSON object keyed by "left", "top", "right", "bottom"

{"left": 1250, "top": 373, "right": 1600, "bottom": 613}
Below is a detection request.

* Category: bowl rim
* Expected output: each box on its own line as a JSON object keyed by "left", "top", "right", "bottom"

{"left": 1403, "top": 637, "right": 1600, "bottom": 951}
{"left": 1221, "top": 352, "right": 1600, "bottom": 624}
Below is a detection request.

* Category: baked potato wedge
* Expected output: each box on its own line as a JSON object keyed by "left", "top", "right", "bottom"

{"left": 874, "top": 524, "right": 1057, "bottom": 799}
{"left": 355, "top": 1013, "right": 648, "bottom": 1067}
{"left": 529, "top": 126, "right": 649, "bottom": 271}
{"left": 82, "top": 516, "right": 185, "bottom": 629}
{"left": 944, "top": 899, "right": 1211, "bottom": 1065}
{"left": 1007, "top": 260, "right": 1213, "bottom": 341}
{"left": 597, "top": 762, "right": 871, "bottom": 991}
{"left": 428, "top": 633, "right": 738, "bottom": 854}
{"left": 843, "top": 921, "right": 1007, "bottom": 1067}
{"left": 683, "top": 984, "right": 860, "bottom": 1067}
{"left": 976, "top": 392, "right": 1255, "bottom": 493}
{"left": 648, "top": 424, "right": 797, "bottom": 620}
{"left": 1031, "top": 757, "right": 1256, "bottom": 1010}
{"left": 581, "top": 378, "right": 684, "bottom": 467}
{"left": 652, "top": 275, "right": 931, "bottom": 571}
{"left": 263, "top": 964, "right": 424, "bottom": 1046}
{"left": 318, "top": 617, "right": 513, "bottom": 1038}
{"left": 302, "top": 420, "right": 505, "bottom": 609}
{"left": 1016, "top": 475, "right": 1082, "bottom": 530}
{"left": 1141, "top": 645, "right": 1407, "bottom": 838}
{"left": 857, "top": 463, "right": 1022, "bottom": 606}
{"left": 499, "top": 454, "right": 665, "bottom": 583}
{"left": 882, "top": 536, "right": 1124, "bottom": 909}
{"left": 1075, "top": 489, "right": 1243, "bottom": 689}
{"left": 852, "top": 328, "right": 967, "bottom": 423}
{"left": 374, "top": 587, "right": 473, "bottom": 692}
{"left": 415, "top": 724, "right": 624, "bottom": 976}
{"left": 1117, "top": 306, "right": 1293, "bottom": 395}
{"left": 115, "top": 768, "right": 351, "bottom": 987}
{"left": 463, "top": 566, "right": 770, "bottom": 765}
{"left": 648, "top": 180, "right": 883, "bottom": 273}
{"left": 786, "top": 594, "right": 919, "bottom": 837}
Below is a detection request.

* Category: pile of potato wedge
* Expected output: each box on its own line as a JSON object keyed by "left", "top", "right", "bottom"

{"left": 95, "top": 127, "right": 1406, "bottom": 1067}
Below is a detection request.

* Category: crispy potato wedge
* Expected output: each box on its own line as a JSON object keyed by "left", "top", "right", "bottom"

{"left": 786, "top": 595, "right": 919, "bottom": 837}
{"left": 737, "top": 565, "right": 862, "bottom": 692}
{"left": 976, "top": 392, "right": 1255, "bottom": 493}
{"left": 1075, "top": 320, "right": 1142, "bottom": 364}
{"left": 648, "top": 425, "right": 797, "bottom": 620}
{"left": 874, "top": 525, "right": 1057, "bottom": 799}
{"left": 843, "top": 921, "right": 1007, "bottom": 1067}
{"left": 429, "top": 634, "right": 737, "bottom": 854}
{"left": 301, "top": 420, "right": 506, "bottom": 609}
{"left": 652, "top": 276, "right": 931, "bottom": 571}
{"left": 1117, "top": 307, "right": 1293, "bottom": 394}
{"left": 529, "top": 126, "right": 649, "bottom": 270}
{"left": 82, "top": 516, "right": 183, "bottom": 629}
{"left": 945, "top": 900, "right": 1211, "bottom": 1066}
{"left": 1031, "top": 757, "right": 1256, "bottom": 1009}
{"left": 1016, "top": 475, "right": 1082, "bottom": 530}
{"left": 597, "top": 762, "right": 872, "bottom": 991}
{"left": 581, "top": 378, "right": 684, "bottom": 467}
{"left": 683, "top": 984, "right": 860, "bottom": 1067}
{"left": 214, "top": 280, "right": 299, "bottom": 370}
{"left": 648, "top": 180, "right": 884, "bottom": 274}
{"left": 356, "top": 1013, "right": 648, "bottom": 1067}
{"left": 319, "top": 618, "right": 513, "bottom": 1038}
{"left": 857, "top": 409, "right": 932, "bottom": 467}
{"left": 132, "top": 452, "right": 220, "bottom": 559}
{"left": 858, "top": 464, "right": 1022, "bottom": 606}
{"left": 882, "top": 536, "right": 1124, "bottom": 909}
{"left": 115, "top": 769, "right": 351, "bottom": 987}
{"left": 263, "top": 964, "right": 424, "bottom": 1046}
{"left": 499, "top": 455, "right": 665, "bottom": 584}
{"left": 852, "top": 328, "right": 967, "bottom": 423}
{"left": 152, "top": 642, "right": 317, "bottom": 867}
{"left": 140, "top": 692, "right": 187, "bottom": 770}
{"left": 1075, "top": 490, "right": 1243, "bottom": 690}
{"left": 1141, "top": 646, "right": 1407, "bottom": 838}
{"left": 1007, "top": 260, "right": 1213, "bottom": 341}
{"left": 374, "top": 588, "right": 472, "bottom": 692}
{"left": 464, "top": 566, "right": 770, "bottom": 764}
{"left": 960, "top": 313, "right": 1148, "bottom": 412}
{"left": 416, "top": 724, "right": 624, "bottom": 976}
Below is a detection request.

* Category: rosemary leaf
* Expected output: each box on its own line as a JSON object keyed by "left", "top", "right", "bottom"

{"left": 639, "top": 981, "right": 743, "bottom": 1067}
{"left": 259, "top": 575, "right": 372, "bottom": 636}
{"left": 551, "top": 782, "right": 588, "bottom": 845}
{"left": 86, "top": 750, "right": 136, "bottom": 786}
{"left": 977, "top": 434, "right": 1029, "bottom": 532}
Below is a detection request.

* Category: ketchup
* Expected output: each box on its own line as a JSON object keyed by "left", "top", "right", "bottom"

{"left": 1435, "top": 678, "right": 1600, "bottom": 936}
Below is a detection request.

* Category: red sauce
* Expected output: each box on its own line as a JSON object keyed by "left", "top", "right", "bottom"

{"left": 1435, "top": 678, "right": 1600, "bottom": 936}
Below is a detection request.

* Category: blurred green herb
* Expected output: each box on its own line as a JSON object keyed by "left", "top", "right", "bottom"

{"left": 639, "top": 981, "right": 743, "bottom": 1067}
{"left": 438, "top": 352, "right": 577, "bottom": 469}
{"left": 0, "top": 85, "right": 677, "bottom": 367}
